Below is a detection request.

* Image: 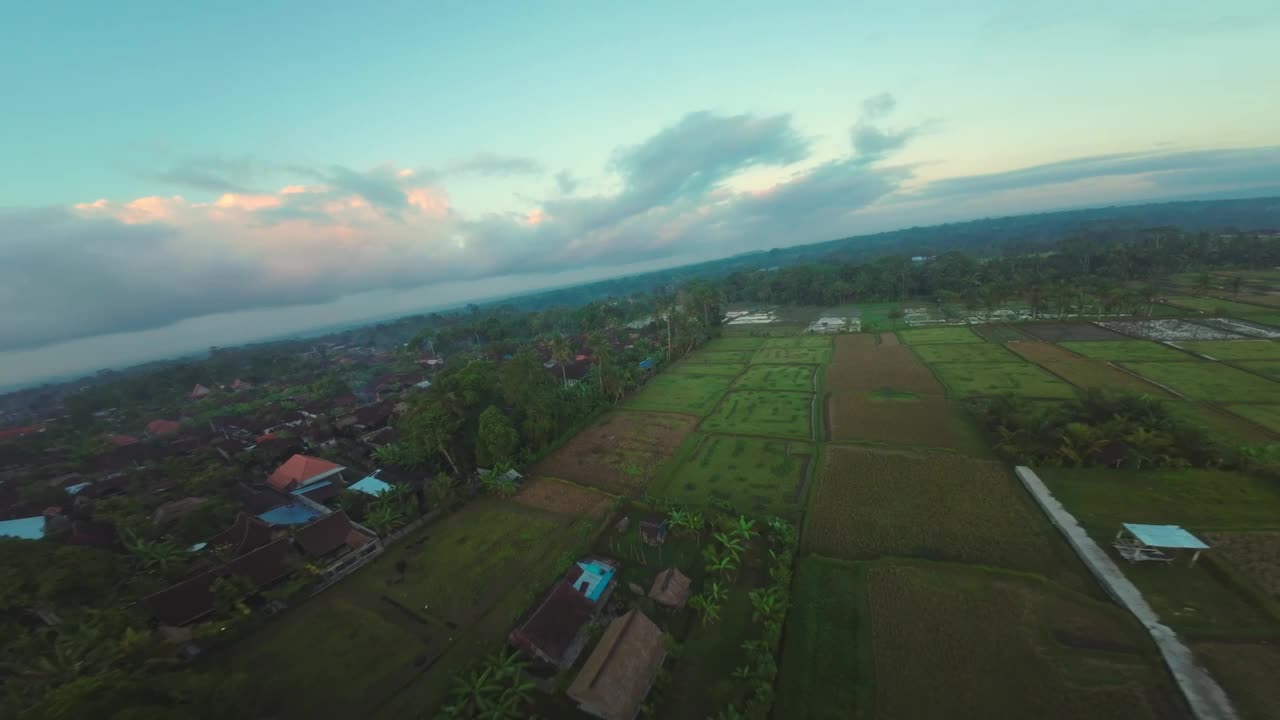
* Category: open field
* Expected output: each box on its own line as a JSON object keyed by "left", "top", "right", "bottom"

{"left": 654, "top": 434, "right": 810, "bottom": 515}
{"left": 971, "top": 324, "right": 1032, "bottom": 342}
{"left": 531, "top": 411, "right": 699, "bottom": 495}
{"left": 1005, "top": 342, "right": 1173, "bottom": 396}
{"left": 623, "top": 371, "right": 735, "bottom": 414}
{"left": 1178, "top": 340, "right": 1280, "bottom": 360}
{"left": 1022, "top": 322, "right": 1130, "bottom": 342}
{"left": 1193, "top": 643, "right": 1280, "bottom": 720}
{"left": 1061, "top": 340, "right": 1194, "bottom": 362}
{"left": 763, "top": 335, "right": 834, "bottom": 349}
{"left": 826, "top": 393, "right": 986, "bottom": 453}
{"left": 219, "top": 500, "right": 599, "bottom": 719}
{"left": 700, "top": 390, "right": 813, "bottom": 440}
{"left": 826, "top": 335, "right": 944, "bottom": 396}
{"left": 864, "top": 561, "right": 1185, "bottom": 720}
{"left": 676, "top": 349, "right": 755, "bottom": 364}
{"left": 1225, "top": 404, "right": 1280, "bottom": 434}
{"left": 775, "top": 557, "right": 870, "bottom": 720}
{"left": 732, "top": 364, "right": 815, "bottom": 392}
{"left": 512, "top": 477, "right": 614, "bottom": 517}
{"left": 1100, "top": 319, "right": 1244, "bottom": 341}
{"left": 911, "top": 342, "right": 1018, "bottom": 363}
{"left": 668, "top": 360, "right": 746, "bottom": 376}
{"left": 805, "top": 447, "right": 1086, "bottom": 589}
{"left": 1122, "top": 361, "right": 1280, "bottom": 402}
{"left": 896, "top": 326, "right": 981, "bottom": 344}
{"left": 1233, "top": 360, "right": 1280, "bottom": 381}
{"left": 930, "top": 361, "right": 1078, "bottom": 398}
{"left": 1166, "top": 296, "right": 1279, "bottom": 316}
{"left": 703, "top": 337, "right": 768, "bottom": 351}
{"left": 752, "top": 346, "right": 831, "bottom": 364}
{"left": 1164, "top": 402, "right": 1278, "bottom": 444}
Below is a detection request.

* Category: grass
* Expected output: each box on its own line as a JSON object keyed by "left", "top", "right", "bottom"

{"left": 1224, "top": 404, "right": 1280, "bottom": 434}
{"left": 653, "top": 434, "right": 810, "bottom": 515}
{"left": 1061, "top": 340, "right": 1194, "bottom": 362}
{"left": 762, "top": 336, "right": 833, "bottom": 349}
{"left": 1193, "top": 642, "right": 1280, "bottom": 720}
{"left": 1233, "top": 360, "right": 1280, "bottom": 381}
{"left": 751, "top": 346, "right": 831, "bottom": 365}
{"left": 896, "top": 326, "right": 982, "bottom": 344}
{"left": 930, "top": 361, "right": 1078, "bottom": 399}
{"left": 676, "top": 350, "right": 756, "bottom": 364}
{"left": 731, "top": 364, "right": 815, "bottom": 392}
{"left": 703, "top": 337, "right": 768, "bottom": 351}
{"left": 1178, "top": 340, "right": 1280, "bottom": 360}
{"left": 1121, "top": 361, "right": 1280, "bottom": 402}
{"left": 1163, "top": 402, "right": 1278, "bottom": 444}
{"left": 701, "top": 390, "right": 813, "bottom": 440}
{"left": 774, "top": 557, "right": 871, "bottom": 720}
{"left": 668, "top": 361, "right": 747, "bottom": 376}
{"left": 863, "top": 561, "right": 1182, "bottom": 720}
{"left": 805, "top": 447, "right": 1087, "bottom": 590}
{"left": 217, "top": 500, "right": 600, "bottom": 719}
{"left": 623, "top": 371, "right": 735, "bottom": 415}
{"left": 911, "top": 342, "right": 1018, "bottom": 363}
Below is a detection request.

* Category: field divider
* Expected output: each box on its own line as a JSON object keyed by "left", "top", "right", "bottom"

{"left": 1013, "top": 466, "right": 1239, "bottom": 720}
{"left": 1107, "top": 362, "right": 1187, "bottom": 399}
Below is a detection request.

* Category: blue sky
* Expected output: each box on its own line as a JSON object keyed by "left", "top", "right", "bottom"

{"left": 2, "top": 1, "right": 1279, "bottom": 386}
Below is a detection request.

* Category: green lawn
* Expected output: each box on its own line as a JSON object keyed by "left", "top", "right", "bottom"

{"left": 912, "top": 342, "right": 1019, "bottom": 363}
{"left": 752, "top": 346, "right": 831, "bottom": 365}
{"left": 1061, "top": 341, "right": 1194, "bottom": 362}
{"left": 775, "top": 557, "right": 870, "bottom": 720}
{"left": 624, "top": 372, "right": 735, "bottom": 414}
{"left": 701, "top": 390, "right": 814, "bottom": 440}
{"left": 896, "top": 326, "right": 982, "bottom": 345}
{"left": 1121, "top": 361, "right": 1280, "bottom": 402}
{"left": 930, "top": 361, "right": 1078, "bottom": 399}
{"left": 731, "top": 364, "right": 816, "bottom": 393}
{"left": 1225, "top": 404, "right": 1280, "bottom": 434}
{"left": 1178, "top": 340, "right": 1280, "bottom": 360}
{"left": 653, "top": 434, "right": 811, "bottom": 515}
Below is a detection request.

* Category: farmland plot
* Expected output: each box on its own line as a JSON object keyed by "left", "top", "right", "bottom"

{"left": 930, "top": 361, "right": 1077, "bottom": 399}
{"left": 1021, "top": 322, "right": 1129, "bottom": 342}
{"left": 531, "top": 411, "right": 699, "bottom": 495}
{"left": 701, "top": 390, "right": 813, "bottom": 440}
{"left": 1060, "top": 340, "right": 1192, "bottom": 362}
{"left": 896, "top": 326, "right": 982, "bottom": 344}
{"left": 1166, "top": 296, "right": 1277, "bottom": 316}
{"left": 971, "top": 324, "right": 1032, "bottom": 342}
{"left": 1192, "top": 643, "right": 1280, "bottom": 720}
{"left": 1197, "top": 317, "right": 1280, "bottom": 339}
{"left": 623, "top": 372, "right": 735, "bottom": 415}
{"left": 1099, "top": 319, "right": 1243, "bottom": 341}
{"left": 826, "top": 335, "right": 944, "bottom": 396}
{"left": 1006, "top": 342, "right": 1173, "bottom": 396}
{"left": 806, "top": 447, "right": 1086, "bottom": 589}
{"left": 1177, "top": 340, "right": 1280, "bottom": 361}
{"left": 677, "top": 350, "right": 755, "bottom": 364}
{"left": 656, "top": 434, "right": 810, "bottom": 515}
{"left": 762, "top": 335, "right": 833, "bottom": 349}
{"left": 1165, "top": 402, "right": 1278, "bottom": 444}
{"left": 752, "top": 346, "right": 831, "bottom": 365}
{"left": 512, "top": 477, "right": 614, "bottom": 517}
{"left": 1122, "top": 362, "right": 1280, "bottom": 402}
{"left": 703, "top": 337, "right": 768, "bottom": 351}
{"left": 1225, "top": 404, "right": 1280, "bottom": 433}
{"left": 1201, "top": 531, "right": 1280, "bottom": 604}
{"left": 826, "top": 393, "right": 986, "bottom": 453}
{"left": 865, "top": 562, "right": 1184, "bottom": 720}
{"left": 1233, "top": 360, "right": 1280, "bottom": 382}
{"left": 732, "top": 364, "right": 815, "bottom": 392}
{"left": 911, "top": 342, "right": 1018, "bottom": 363}
{"left": 668, "top": 361, "right": 746, "bottom": 376}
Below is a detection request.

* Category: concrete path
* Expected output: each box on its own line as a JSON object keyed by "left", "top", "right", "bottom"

{"left": 1014, "top": 466, "right": 1239, "bottom": 720}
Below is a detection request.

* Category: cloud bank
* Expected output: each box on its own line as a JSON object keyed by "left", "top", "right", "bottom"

{"left": 2, "top": 95, "right": 1278, "bottom": 352}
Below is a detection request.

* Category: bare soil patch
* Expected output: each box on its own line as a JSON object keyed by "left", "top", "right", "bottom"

{"left": 513, "top": 477, "right": 613, "bottom": 518}
{"left": 1022, "top": 322, "right": 1128, "bottom": 342}
{"left": 826, "top": 393, "right": 984, "bottom": 452}
{"left": 827, "top": 335, "right": 944, "bottom": 396}
{"left": 531, "top": 411, "right": 698, "bottom": 496}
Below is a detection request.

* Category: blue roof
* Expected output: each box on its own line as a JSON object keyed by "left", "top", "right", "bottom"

{"left": 0, "top": 516, "right": 45, "bottom": 540}
{"left": 1123, "top": 523, "right": 1209, "bottom": 550}
{"left": 65, "top": 482, "right": 92, "bottom": 495}
{"left": 257, "top": 504, "right": 325, "bottom": 526}
{"left": 350, "top": 475, "right": 392, "bottom": 497}
{"left": 574, "top": 560, "right": 617, "bottom": 602}
{"left": 291, "top": 480, "right": 332, "bottom": 495}
{"left": 638, "top": 358, "right": 656, "bottom": 369}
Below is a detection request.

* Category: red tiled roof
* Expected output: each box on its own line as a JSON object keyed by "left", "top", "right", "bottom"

{"left": 189, "top": 384, "right": 211, "bottom": 399}
{"left": 106, "top": 434, "right": 139, "bottom": 447}
{"left": 146, "top": 419, "right": 181, "bottom": 435}
{"left": 267, "top": 454, "right": 344, "bottom": 492}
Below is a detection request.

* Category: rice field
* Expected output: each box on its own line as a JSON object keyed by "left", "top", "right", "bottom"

{"left": 911, "top": 342, "right": 1019, "bottom": 363}
{"left": 826, "top": 394, "right": 986, "bottom": 454}
{"left": 1060, "top": 341, "right": 1194, "bottom": 362}
{"left": 1177, "top": 340, "right": 1280, "bottom": 360}
{"left": 530, "top": 411, "right": 700, "bottom": 495}
{"left": 971, "top": 324, "right": 1032, "bottom": 342}
{"left": 1022, "top": 322, "right": 1129, "bottom": 342}
{"left": 700, "top": 390, "right": 814, "bottom": 440}
{"left": 1165, "top": 296, "right": 1278, "bottom": 316}
{"left": 676, "top": 350, "right": 756, "bottom": 364}
{"left": 1099, "top": 319, "right": 1244, "bottom": 342}
{"left": 1005, "top": 342, "right": 1173, "bottom": 396}
{"left": 762, "top": 335, "right": 834, "bottom": 349}
{"left": 752, "top": 346, "right": 832, "bottom": 365}
{"left": 896, "top": 326, "right": 982, "bottom": 345}
{"left": 1121, "top": 362, "right": 1280, "bottom": 402}
{"left": 623, "top": 371, "right": 735, "bottom": 414}
{"left": 654, "top": 434, "right": 811, "bottom": 515}
{"left": 826, "top": 335, "right": 945, "bottom": 396}
{"left": 703, "top": 337, "right": 769, "bottom": 351}
{"left": 930, "top": 361, "right": 1078, "bottom": 399}
{"left": 1232, "top": 360, "right": 1280, "bottom": 381}
{"left": 732, "top": 364, "right": 816, "bottom": 392}
{"left": 1224, "top": 404, "right": 1280, "bottom": 434}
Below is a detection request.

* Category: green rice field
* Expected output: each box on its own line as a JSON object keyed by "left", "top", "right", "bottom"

{"left": 654, "top": 434, "right": 811, "bottom": 515}
{"left": 930, "top": 361, "right": 1078, "bottom": 399}
{"left": 701, "top": 390, "right": 814, "bottom": 440}
{"left": 1224, "top": 404, "right": 1280, "bottom": 434}
{"left": 896, "top": 326, "right": 982, "bottom": 345}
{"left": 912, "top": 342, "right": 1019, "bottom": 363}
{"left": 752, "top": 346, "right": 832, "bottom": 365}
{"left": 1122, "top": 362, "right": 1280, "bottom": 402}
{"left": 1178, "top": 340, "right": 1280, "bottom": 361}
{"left": 623, "top": 371, "right": 735, "bottom": 414}
{"left": 1061, "top": 341, "right": 1194, "bottom": 362}
{"left": 732, "top": 364, "right": 816, "bottom": 393}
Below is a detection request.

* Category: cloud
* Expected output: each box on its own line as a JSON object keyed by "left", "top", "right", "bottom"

{"left": 850, "top": 92, "right": 925, "bottom": 160}
{"left": 555, "top": 170, "right": 578, "bottom": 194}
{"left": 149, "top": 156, "right": 263, "bottom": 193}
{"left": 449, "top": 152, "right": 543, "bottom": 176}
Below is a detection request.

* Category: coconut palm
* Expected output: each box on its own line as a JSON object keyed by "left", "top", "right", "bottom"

{"left": 549, "top": 334, "right": 572, "bottom": 386}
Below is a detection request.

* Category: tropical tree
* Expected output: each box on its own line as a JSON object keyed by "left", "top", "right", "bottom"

{"left": 123, "top": 534, "right": 187, "bottom": 580}
{"left": 549, "top": 334, "right": 572, "bottom": 386}
{"left": 476, "top": 406, "right": 519, "bottom": 467}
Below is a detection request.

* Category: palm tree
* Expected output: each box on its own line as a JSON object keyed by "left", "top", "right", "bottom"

{"left": 363, "top": 504, "right": 398, "bottom": 536}
{"left": 549, "top": 334, "right": 571, "bottom": 386}
{"left": 124, "top": 533, "right": 186, "bottom": 579}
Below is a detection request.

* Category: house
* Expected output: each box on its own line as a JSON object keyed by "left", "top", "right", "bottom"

{"left": 256, "top": 503, "right": 327, "bottom": 527}
{"left": 266, "top": 454, "right": 346, "bottom": 492}
{"left": 349, "top": 472, "right": 392, "bottom": 497}
{"left": 189, "top": 384, "right": 212, "bottom": 400}
{"left": 290, "top": 476, "right": 346, "bottom": 504}
{"left": 647, "top": 568, "right": 691, "bottom": 609}
{"left": 509, "top": 558, "right": 618, "bottom": 668}
{"left": 292, "top": 511, "right": 381, "bottom": 581}
{"left": 230, "top": 379, "right": 253, "bottom": 392}
{"left": 567, "top": 610, "right": 668, "bottom": 720}
{"left": 152, "top": 497, "right": 209, "bottom": 526}
{"left": 146, "top": 419, "right": 182, "bottom": 436}
{"left": 204, "top": 512, "right": 273, "bottom": 557}
{"left": 142, "top": 539, "right": 294, "bottom": 627}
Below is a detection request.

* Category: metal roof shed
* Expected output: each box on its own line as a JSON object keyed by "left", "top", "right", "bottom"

{"left": 1114, "top": 523, "right": 1210, "bottom": 566}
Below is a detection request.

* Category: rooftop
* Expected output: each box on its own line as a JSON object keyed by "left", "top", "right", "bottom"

{"left": 1122, "top": 523, "right": 1210, "bottom": 550}
{"left": 267, "top": 454, "right": 345, "bottom": 492}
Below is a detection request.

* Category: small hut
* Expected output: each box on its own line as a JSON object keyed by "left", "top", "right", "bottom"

{"left": 1113, "top": 523, "right": 1210, "bottom": 566}
{"left": 639, "top": 520, "right": 667, "bottom": 547}
{"left": 647, "top": 568, "right": 691, "bottom": 609}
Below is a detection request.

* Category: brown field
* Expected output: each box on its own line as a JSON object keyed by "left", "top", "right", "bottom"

{"left": 1023, "top": 322, "right": 1129, "bottom": 342}
{"left": 826, "top": 334, "right": 944, "bottom": 396}
{"left": 1007, "top": 341, "right": 1174, "bottom": 396}
{"left": 513, "top": 477, "right": 614, "bottom": 518}
{"left": 530, "top": 411, "right": 698, "bottom": 495}
{"left": 1202, "top": 531, "right": 1280, "bottom": 603}
{"left": 877, "top": 332, "right": 901, "bottom": 346}
{"left": 826, "top": 394, "right": 985, "bottom": 453}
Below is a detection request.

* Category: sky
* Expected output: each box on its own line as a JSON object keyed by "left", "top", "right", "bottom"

{"left": 2, "top": 1, "right": 1280, "bottom": 388}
